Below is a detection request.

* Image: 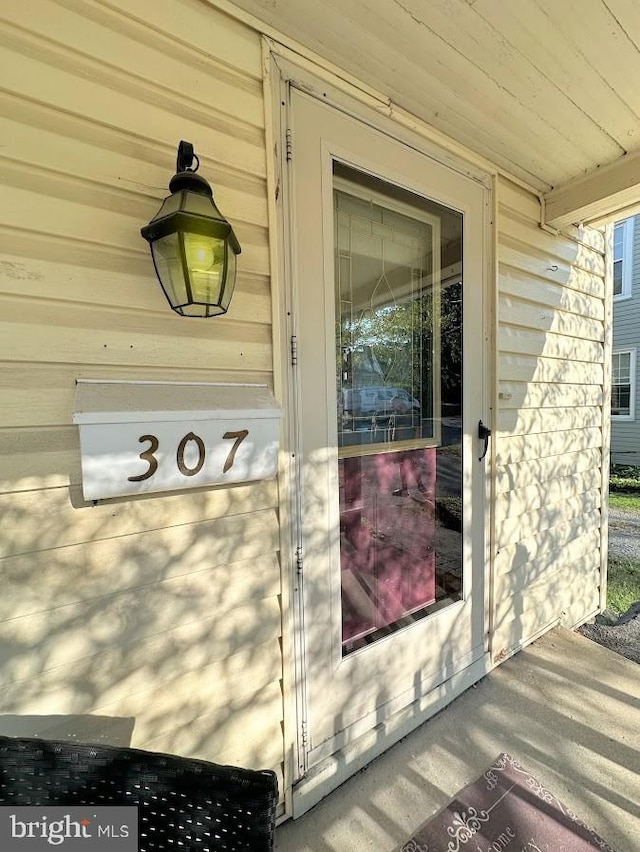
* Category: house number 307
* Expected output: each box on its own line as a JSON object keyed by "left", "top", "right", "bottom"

{"left": 127, "top": 430, "right": 249, "bottom": 482}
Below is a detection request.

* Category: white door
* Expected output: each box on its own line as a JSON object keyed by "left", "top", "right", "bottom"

{"left": 288, "top": 88, "right": 488, "bottom": 772}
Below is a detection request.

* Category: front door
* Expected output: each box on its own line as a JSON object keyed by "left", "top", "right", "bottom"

{"left": 289, "top": 88, "right": 488, "bottom": 772}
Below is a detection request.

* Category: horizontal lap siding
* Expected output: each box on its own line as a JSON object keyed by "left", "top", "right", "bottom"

{"left": 611, "top": 213, "right": 640, "bottom": 464}
{"left": 0, "top": 0, "right": 284, "bottom": 798}
{"left": 493, "top": 178, "right": 605, "bottom": 659}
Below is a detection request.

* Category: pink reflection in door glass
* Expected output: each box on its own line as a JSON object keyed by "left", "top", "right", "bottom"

{"left": 340, "top": 448, "right": 436, "bottom": 651}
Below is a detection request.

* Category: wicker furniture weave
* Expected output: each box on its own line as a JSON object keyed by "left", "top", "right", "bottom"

{"left": 0, "top": 735, "right": 278, "bottom": 851}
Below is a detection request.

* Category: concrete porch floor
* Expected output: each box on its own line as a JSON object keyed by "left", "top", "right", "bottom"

{"left": 276, "top": 627, "right": 639, "bottom": 851}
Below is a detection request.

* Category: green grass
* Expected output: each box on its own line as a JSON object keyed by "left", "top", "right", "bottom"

{"left": 607, "top": 467, "right": 640, "bottom": 613}
{"left": 609, "top": 492, "right": 640, "bottom": 511}
{"left": 607, "top": 555, "right": 640, "bottom": 616}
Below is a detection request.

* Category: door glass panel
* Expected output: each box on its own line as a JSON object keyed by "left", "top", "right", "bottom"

{"left": 334, "top": 162, "right": 464, "bottom": 655}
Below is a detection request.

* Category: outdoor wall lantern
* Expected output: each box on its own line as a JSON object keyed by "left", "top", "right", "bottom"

{"left": 141, "top": 140, "right": 241, "bottom": 317}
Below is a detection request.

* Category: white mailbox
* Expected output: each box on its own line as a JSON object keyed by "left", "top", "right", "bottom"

{"left": 73, "top": 381, "right": 283, "bottom": 501}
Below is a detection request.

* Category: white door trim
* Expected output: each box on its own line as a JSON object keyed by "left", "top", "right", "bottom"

{"left": 265, "top": 47, "right": 496, "bottom": 820}
{"left": 292, "top": 653, "right": 493, "bottom": 817}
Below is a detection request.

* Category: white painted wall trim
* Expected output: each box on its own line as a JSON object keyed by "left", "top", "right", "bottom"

{"left": 261, "top": 37, "right": 298, "bottom": 820}
{"left": 270, "top": 49, "right": 495, "bottom": 190}
{"left": 544, "top": 149, "right": 640, "bottom": 228}
{"left": 290, "top": 652, "right": 492, "bottom": 818}
{"left": 601, "top": 224, "right": 613, "bottom": 615}
{"left": 269, "top": 43, "right": 495, "bottom": 186}
{"left": 487, "top": 173, "right": 500, "bottom": 662}
{"left": 613, "top": 217, "right": 634, "bottom": 301}
{"left": 612, "top": 348, "right": 637, "bottom": 422}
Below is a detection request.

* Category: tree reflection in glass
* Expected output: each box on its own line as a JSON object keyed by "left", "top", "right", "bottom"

{"left": 333, "top": 161, "right": 464, "bottom": 654}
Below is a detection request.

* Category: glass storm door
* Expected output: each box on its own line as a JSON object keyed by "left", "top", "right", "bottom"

{"left": 290, "top": 89, "right": 487, "bottom": 768}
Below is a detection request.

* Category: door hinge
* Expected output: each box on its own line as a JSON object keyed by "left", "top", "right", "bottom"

{"left": 295, "top": 545, "right": 304, "bottom": 574}
{"left": 291, "top": 334, "right": 298, "bottom": 367}
{"left": 300, "top": 719, "right": 309, "bottom": 749}
{"left": 285, "top": 128, "right": 293, "bottom": 162}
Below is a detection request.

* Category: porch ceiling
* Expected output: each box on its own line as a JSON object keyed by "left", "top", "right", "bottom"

{"left": 229, "top": 0, "right": 640, "bottom": 226}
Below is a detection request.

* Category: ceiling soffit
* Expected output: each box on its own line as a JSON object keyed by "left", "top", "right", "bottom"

{"left": 228, "top": 0, "right": 640, "bottom": 223}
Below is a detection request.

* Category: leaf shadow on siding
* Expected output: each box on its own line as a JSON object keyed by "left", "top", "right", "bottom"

{"left": 496, "top": 235, "right": 605, "bottom": 654}
{"left": 0, "top": 239, "right": 611, "bottom": 839}
{"left": 0, "top": 480, "right": 282, "bottom": 776}
{"left": 0, "top": 714, "right": 135, "bottom": 745}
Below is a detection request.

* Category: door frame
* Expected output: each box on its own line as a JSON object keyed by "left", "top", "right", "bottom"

{"left": 265, "top": 45, "right": 497, "bottom": 818}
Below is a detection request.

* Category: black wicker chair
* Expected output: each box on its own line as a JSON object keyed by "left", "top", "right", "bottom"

{"left": 0, "top": 735, "right": 278, "bottom": 851}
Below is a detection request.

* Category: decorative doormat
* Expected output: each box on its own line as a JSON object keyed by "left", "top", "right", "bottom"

{"left": 399, "top": 753, "right": 616, "bottom": 852}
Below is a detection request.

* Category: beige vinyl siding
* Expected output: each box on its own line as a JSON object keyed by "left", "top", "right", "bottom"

{"left": 0, "top": 0, "right": 283, "bottom": 796}
{"left": 492, "top": 177, "right": 606, "bottom": 659}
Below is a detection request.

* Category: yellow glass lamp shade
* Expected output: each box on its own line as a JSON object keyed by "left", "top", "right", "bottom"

{"left": 141, "top": 142, "right": 241, "bottom": 317}
{"left": 184, "top": 234, "right": 225, "bottom": 300}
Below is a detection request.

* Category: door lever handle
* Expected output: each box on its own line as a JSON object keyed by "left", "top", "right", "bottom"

{"left": 478, "top": 420, "right": 492, "bottom": 461}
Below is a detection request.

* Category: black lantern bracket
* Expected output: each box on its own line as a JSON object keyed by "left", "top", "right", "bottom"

{"left": 176, "top": 140, "right": 198, "bottom": 174}
{"left": 141, "top": 140, "right": 241, "bottom": 318}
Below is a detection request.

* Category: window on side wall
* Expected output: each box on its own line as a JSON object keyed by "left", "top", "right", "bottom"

{"left": 612, "top": 350, "right": 636, "bottom": 419}
{"left": 613, "top": 218, "right": 634, "bottom": 299}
